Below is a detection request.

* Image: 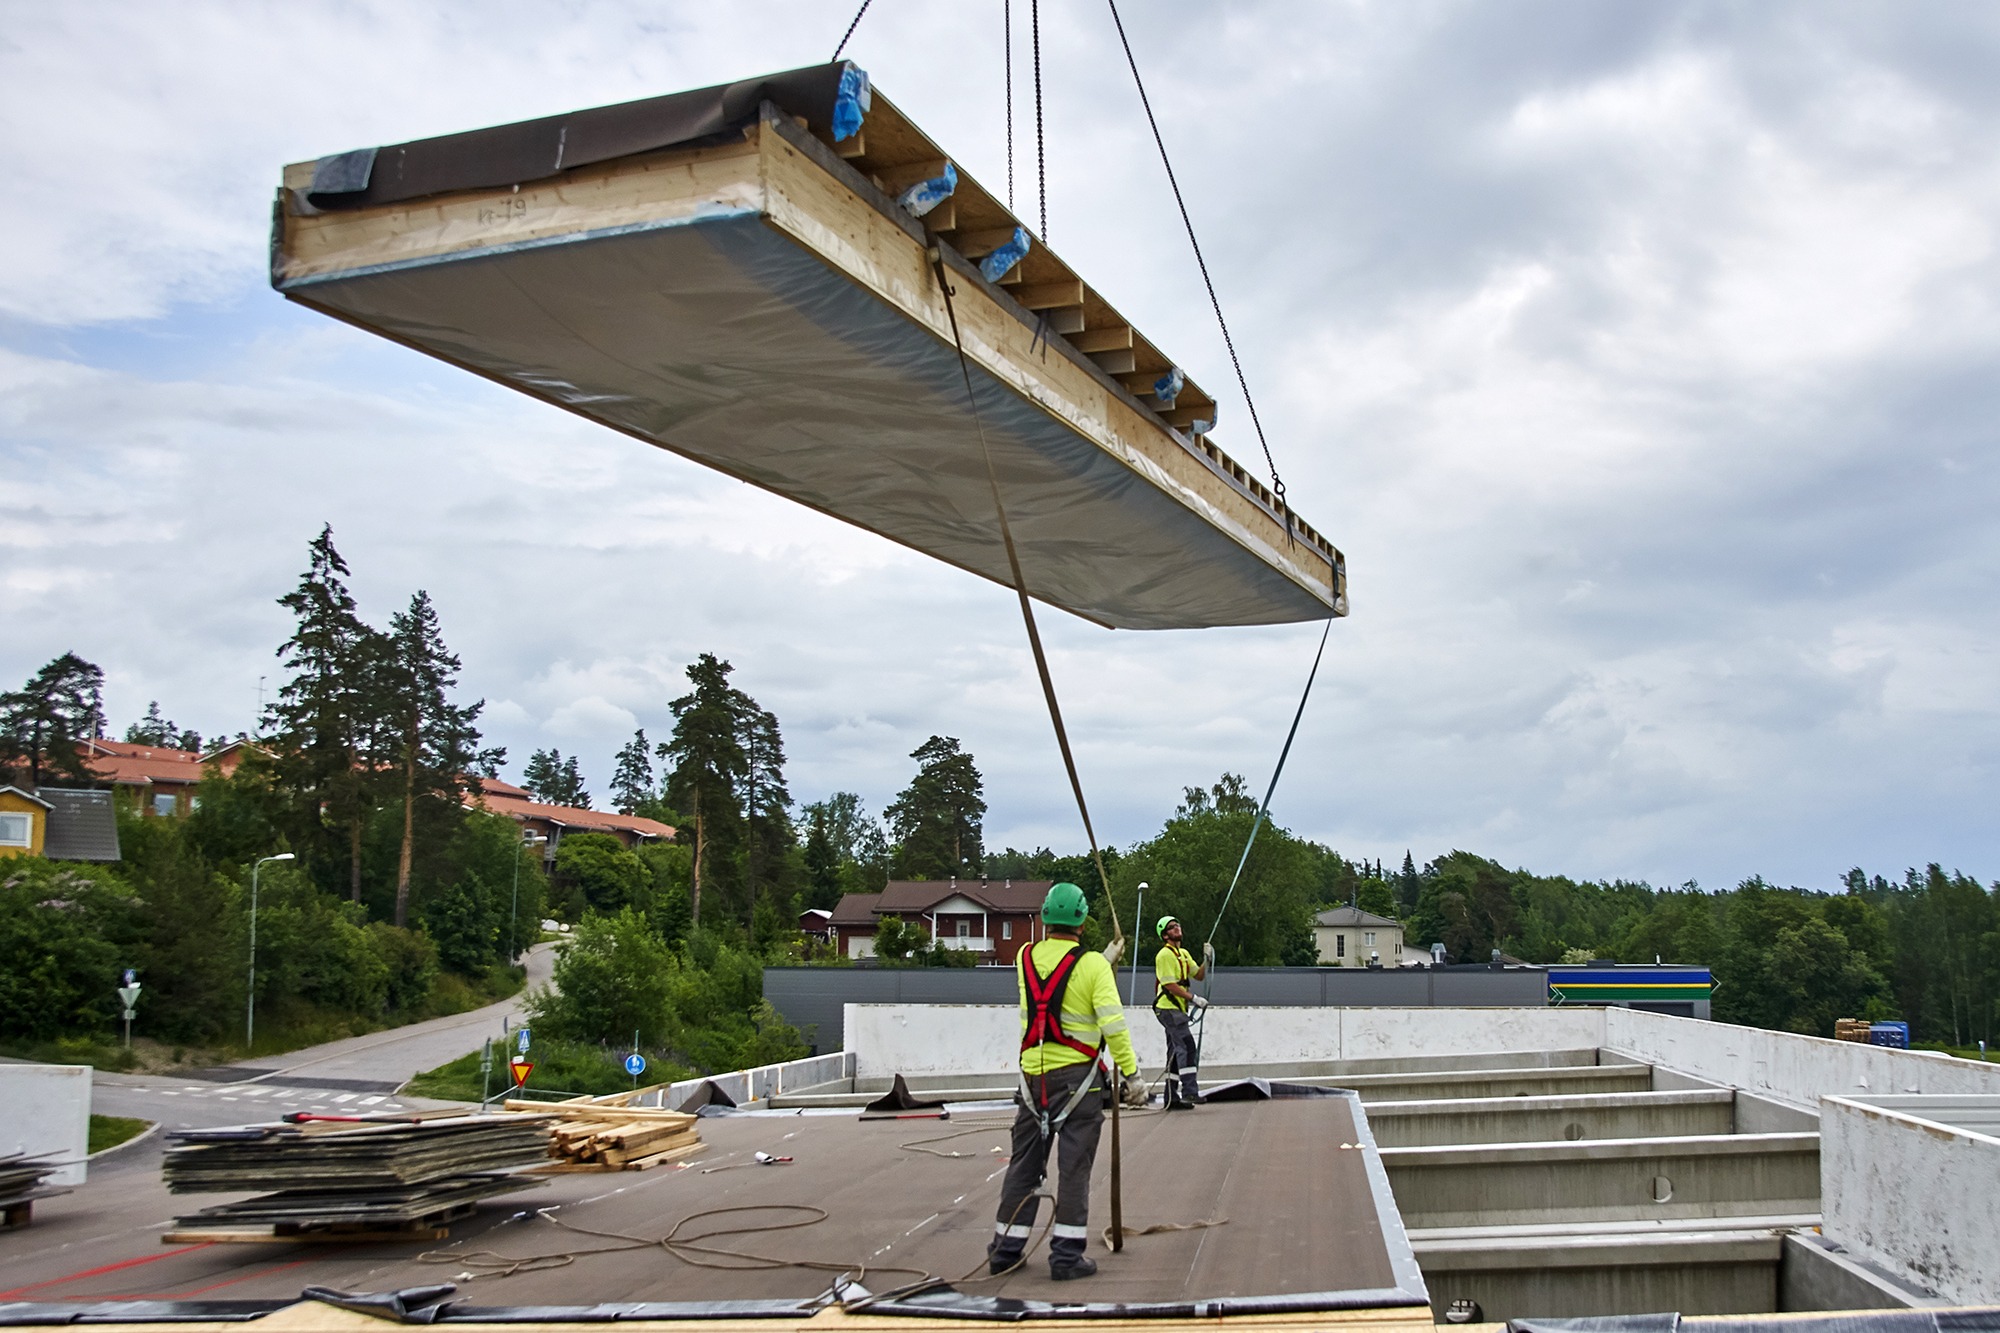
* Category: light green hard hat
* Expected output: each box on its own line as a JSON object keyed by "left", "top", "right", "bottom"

{"left": 1156, "top": 915, "right": 1181, "bottom": 936}
{"left": 1041, "top": 882, "right": 1090, "bottom": 927}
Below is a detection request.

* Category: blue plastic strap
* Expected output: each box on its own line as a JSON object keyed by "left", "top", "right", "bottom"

{"left": 832, "top": 65, "right": 872, "bottom": 142}
{"left": 980, "top": 227, "right": 1032, "bottom": 283}
{"left": 897, "top": 162, "right": 958, "bottom": 218}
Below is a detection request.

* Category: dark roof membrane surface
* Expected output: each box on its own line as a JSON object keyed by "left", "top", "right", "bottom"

{"left": 4, "top": 1100, "right": 1418, "bottom": 1320}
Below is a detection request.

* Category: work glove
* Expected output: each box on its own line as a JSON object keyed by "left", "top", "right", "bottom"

{"left": 1119, "top": 1074, "right": 1149, "bottom": 1108}
{"left": 1202, "top": 942, "right": 1215, "bottom": 965}
{"left": 1190, "top": 994, "right": 1211, "bottom": 1010}
{"left": 1101, "top": 937, "right": 1125, "bottom": 969}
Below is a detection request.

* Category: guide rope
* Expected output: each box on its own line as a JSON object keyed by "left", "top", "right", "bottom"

{"left": 1190, "top": 611, "right": 1336, "bottom": 1070}
{"left": 1104, "top": 0, "right": 1290, "bottom": 527}
{"left": 927, "top": 246, "right": 1126, "bottom": 1249}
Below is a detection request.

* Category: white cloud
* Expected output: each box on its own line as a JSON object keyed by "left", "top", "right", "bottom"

{"left": 4, "top": 3, "right": 2000, "bottom": 890}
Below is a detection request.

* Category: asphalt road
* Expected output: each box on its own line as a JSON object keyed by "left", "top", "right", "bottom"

{"left": 226, "top": 941, "right": 555, "bottom": 1093}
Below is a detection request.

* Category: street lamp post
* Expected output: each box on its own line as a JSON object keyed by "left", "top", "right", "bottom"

{"left": 246, "top": 852, "right": 295, "bottom": 1051}
{"left": 510, "top": 833, "right": 546, "bottom": 963}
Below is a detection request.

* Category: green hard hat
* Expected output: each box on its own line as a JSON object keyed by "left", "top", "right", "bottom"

{"left": 1156, "top": 915, "right": 1180, "bottom": 936}
{"left": 1041, "top": 882, "right": 1090, "bottom": 927}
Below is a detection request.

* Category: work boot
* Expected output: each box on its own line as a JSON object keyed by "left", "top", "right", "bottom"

{"left": 987, "top": 1246, "right": 1024, "bottom": 1276}
{"left": 1166, "top": 1096, "right": 1196, "bottom": 1111}
{"left": 1050, "top": 1256, "right": 1098, "bottom": 1281}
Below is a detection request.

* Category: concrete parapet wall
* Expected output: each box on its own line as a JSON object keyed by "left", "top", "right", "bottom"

{"left": 1605, "top": 1008, "right": 2000, "bottom": 1109}
{"left": 1381, "top": 1132, "right": 1821, "bottom": 1230}
{"left": 1366, "top": 1089, "right": 1736, "bottom": 1147}
{"left": 1820, "top": 1094, "right": 2000, "bottom": 1304}
{"left": 846, "top": 1003, "right": 1608, "bottom": 1080}
{"left": 0, "top": 1063, "right": 91, "bottom": 1187}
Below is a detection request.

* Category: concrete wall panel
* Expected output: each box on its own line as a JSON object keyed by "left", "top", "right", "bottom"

{"left": 1820, "top": 1095, "right": 2000, "bottom": 1304}
{"left": 0, "top": 1063, "right": 91, "bottom": 1187}
{"left": 1339, "top": 1007, "right": 1603, "bottom": 1062}
{"left": 1605, "top": 1008, "right": 2000, "bottom": 1109}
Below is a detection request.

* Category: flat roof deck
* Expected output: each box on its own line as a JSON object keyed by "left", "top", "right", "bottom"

{"left": 1, "top": 1098, "right": 1424, "bottom": 1322}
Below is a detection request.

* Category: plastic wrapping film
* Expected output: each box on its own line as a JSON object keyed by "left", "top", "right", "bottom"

{"left": 281, "top": 209, "right": 1332, "bottom": 630}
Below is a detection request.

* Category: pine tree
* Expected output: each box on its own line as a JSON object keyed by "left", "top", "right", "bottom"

{"left": 559, "top": 755, "right": 590, "bottom": 808}
{"left": 885, "top": 736, "right": 986, "bottom": 879}
{"left": 266, "top": 527, "right": 393, "bottom": 902}
{"left": 0, "top": 653, "right": 106, "bottom": 789}
{"left": 609, "top": 729, "right": 653, "bottom": 814}
{"left": 385, "top": 591, "right": 501, "bottom": 928}
{"left": 661, "top": 655, "right": 747, "bottom": 927}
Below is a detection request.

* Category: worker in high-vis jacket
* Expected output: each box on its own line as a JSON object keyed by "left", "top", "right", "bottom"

{"left": 1153, "top": 915, "right": 1211, "bottom": 1109}
{"left": 989, "top": 882, "right": 1145, "bottom": 1282}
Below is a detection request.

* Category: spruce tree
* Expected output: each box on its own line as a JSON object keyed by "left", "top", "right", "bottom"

{"left": 385, "top": 591, "right": 500, "bottom": 928}
{"left": 609, "top": 729, "right": 653, "bottom": 814}
{"left": 267, "top": 527, "right": 391, "bottom": 902}
{"left": 661, "top": 655, "right": 747, "bottom": 926}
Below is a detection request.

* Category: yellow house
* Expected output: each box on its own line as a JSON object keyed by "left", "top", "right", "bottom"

{"left": 0, "top": 786, "right": 52, "bottom": 859}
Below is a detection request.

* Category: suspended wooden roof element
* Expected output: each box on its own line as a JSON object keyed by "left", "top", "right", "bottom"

{"left": 272, "top": 64, "right": 1346, "bottom": 630}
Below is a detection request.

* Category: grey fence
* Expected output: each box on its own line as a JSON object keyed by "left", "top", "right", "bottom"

{"left": 765, "top": 965, "right": 1551, "bottom": 1055}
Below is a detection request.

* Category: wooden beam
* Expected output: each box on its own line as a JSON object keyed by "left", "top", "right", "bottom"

{"left": 919, "top": 199, "right": 957, "bottom": 232}
{"left": 873, "top": 159, "right": 950, "bottom": 193}
{"left": 1089, "top": 348, "right": 1138, "bottom": 375}
{"left": 954, "top": 226, "right": 1021, "bottom": 258}
{"left": 1069, "top": 325, "right": 1133, "bottom": 354}
{"left": 1013, "top": 280, "right": 1085, "bottom": 310}
{"left": 834, "top": 131, "right": 866, "bottom": 160}
{"left": 1119, "top": 370, "right": 1172, "bottom": 397}
{"left": 1043, "top": 306, "right": 1085, "bottom": 335}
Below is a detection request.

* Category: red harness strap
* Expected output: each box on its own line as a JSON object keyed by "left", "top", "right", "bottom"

{"left": 1020, "top": 945, "right": 1102, "bottom": 1064}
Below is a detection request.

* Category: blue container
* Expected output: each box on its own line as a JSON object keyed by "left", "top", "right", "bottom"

{"left": 1868, "top": 1021, "right": 1911, "bottom": 1049}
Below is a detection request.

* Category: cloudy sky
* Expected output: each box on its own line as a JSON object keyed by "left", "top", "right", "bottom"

{"left": 4, "top": 1, "right": 1997, "bottom": 892}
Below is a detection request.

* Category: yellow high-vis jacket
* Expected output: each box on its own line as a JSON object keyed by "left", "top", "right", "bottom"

{"left": 1154, "top": 942, "right": 1199, "bottom": 1012}
{"left": 1016, "top": 938, "right": 1139, "bottom": 1078}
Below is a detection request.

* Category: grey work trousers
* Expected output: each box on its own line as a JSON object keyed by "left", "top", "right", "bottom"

{"left": 1157, "top": 1007, "right": 1199, "bottom": 1104}
{"left": 990, "top": 1061, "right": 1106, "bottom": 1269}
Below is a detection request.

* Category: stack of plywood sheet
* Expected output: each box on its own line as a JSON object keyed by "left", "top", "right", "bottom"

{"left": 505, "top": 1090, "right": 705, "bottom": 1172}
{"left": 160, "top": 1113, "right": 551, "bottom": 1242}
{"left": 0, "top": 1153, "right": 68, "bottom": 1229}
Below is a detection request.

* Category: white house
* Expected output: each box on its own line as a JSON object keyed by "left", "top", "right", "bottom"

{"left": 1313, "top": 906, "right": 1403, "bottom": 966}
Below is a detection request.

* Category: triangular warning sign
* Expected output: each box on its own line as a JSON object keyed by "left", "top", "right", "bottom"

{"left": 509, "top": 1057, "right": 534, "bottom": 1088}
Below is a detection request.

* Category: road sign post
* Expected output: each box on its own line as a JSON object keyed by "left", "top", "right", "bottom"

{"left": 480, "top": 1037, "right": 495, "bottom": 1110}
{"left": 117, "top": 979, "right": 141, "bottom": 1050}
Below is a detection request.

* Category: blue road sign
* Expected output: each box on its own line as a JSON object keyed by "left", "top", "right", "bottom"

{"left": 624, "top": 1052, "right": 647, "bottom": 1077}
{"left": 517, "top": 1027, "right": 531, "bottom": 1053}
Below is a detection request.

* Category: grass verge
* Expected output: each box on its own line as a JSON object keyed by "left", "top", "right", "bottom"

{"left": 89, "top": 1114, "right": 151, "bottom": 1154}
{"left": 406, "top": 1037, "right": 693, "bottom": 1103}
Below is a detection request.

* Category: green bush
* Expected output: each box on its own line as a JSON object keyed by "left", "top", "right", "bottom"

{"left": 0, "top": 861, "right": 140, "bottom": 1041}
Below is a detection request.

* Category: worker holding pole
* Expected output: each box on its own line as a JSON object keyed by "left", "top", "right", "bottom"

{"left": 990, "top": 882, "right": 1145, "bottom": 1281}
{"left": 1153, "top": 916, "right": 1210, "bottom": 1109}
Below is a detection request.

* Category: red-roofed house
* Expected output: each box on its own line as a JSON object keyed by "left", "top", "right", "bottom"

{"left": 81, "top": 738, "right": 205, "bottom": 817}
{"left": 468, "top": 776, "right": 675, "bottom": 861}
{"left": 830, "top": 879, "right": 1054, "bottom": 963}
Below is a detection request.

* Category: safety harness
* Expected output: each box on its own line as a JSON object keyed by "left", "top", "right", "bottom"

{"left": 1018, "top": 943, "right": 1108, "bottom": 1145}
{"left": 1154, "top": 944, "right": 1195, "bottom": 1012}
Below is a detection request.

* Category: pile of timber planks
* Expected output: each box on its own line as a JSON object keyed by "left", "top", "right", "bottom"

{"left": 505, "top": 1090, "right": 706, "bottom": 1172}
{"left": 0, "top": 1153, "right": 69, "bottom": 1229}
{"left": 161, "top": 1113, "right": 552, "bottom": 1242}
